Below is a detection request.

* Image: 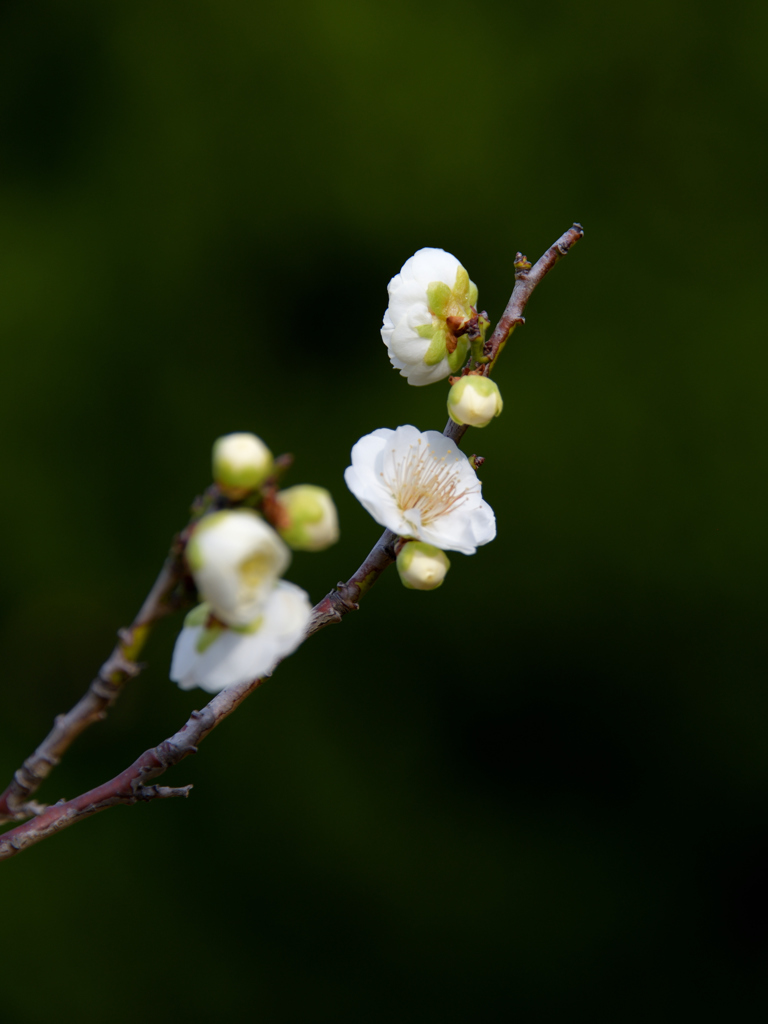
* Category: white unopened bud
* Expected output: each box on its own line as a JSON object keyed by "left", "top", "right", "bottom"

{"left": 396, "top": 541, "right": 451, "bottom": 591}
{"left": 447, "top": 376, "right": 503, "bottom": 428}
{"left": 276, "top": 485, "right": 339, "bottom": 552}
{"left": 213, "top": 432, "right": 273, "bottom": 497}
{"left": 186, "top": 509, "right": 290, "bottom": 626}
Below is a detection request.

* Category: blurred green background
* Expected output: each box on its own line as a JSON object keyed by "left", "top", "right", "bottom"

{"left": 2, "top": 0, "right": 767, "bottom": 1019}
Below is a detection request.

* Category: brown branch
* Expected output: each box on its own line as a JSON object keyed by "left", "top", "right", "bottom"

{"left": 0, "top": 479, "right": 247, "bottom": 825}
{"left": 0, "top": 222, "right": 583, "bottom": 859}
{"left": 0, "top": 684, "right": 253, "bottom": 859}
{"left": 0, "top": 552, "right": 189, "bottom": 825}
{"left": 444, "top": 222, "right": 584, "bottom": 446}
{"left": 307, "top": 528, "right": 399, "bottom": 636}
{"left": 0, "top": 531, "right": 401, "bottom": 860}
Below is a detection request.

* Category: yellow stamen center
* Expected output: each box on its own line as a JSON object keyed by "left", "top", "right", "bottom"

{"left": 385, "top": 441, "right": 474, "bottom": 525}
{"left": 238, "top": 551, "right": 274, "bottom": 600}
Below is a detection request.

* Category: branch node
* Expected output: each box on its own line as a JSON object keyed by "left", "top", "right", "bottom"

{"left": 335, "top": 582, "right": 360, "bottom": 613}
{"left": 136, "top": 784, "right": 193, "bottom": 802}
{"left": 17, "top": 800, "right": 47, "bottom": 820}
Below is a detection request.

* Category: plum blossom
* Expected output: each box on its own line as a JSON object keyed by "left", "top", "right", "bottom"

{"left": 170, "top": 582, "right": 312, "bottom": 693}
{"left": 171, "top": 509, "right": 312, "bottom": 691}
{"left": 344, "top": 425, "right": 496, "bottom": 555}
{"left": 186, "top": 509, "right": 290, "bottom": 627}
{"left": 381, "top": 248, "right": 479, "bottom": 386}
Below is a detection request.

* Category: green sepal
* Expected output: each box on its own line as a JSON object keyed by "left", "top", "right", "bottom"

{"left": 471, "top": 337, "right": 488, "bottom": 364}
{"left": 447, "top": 337, "right": 468, "bottom": 372}
{"left": 423, "top": 325, "right": 449, "bottom": 366}
{"left": 453, "top": 266, "right": 470, "bottom": 308}
{"left": 184, "top": 602, "right": 210, "bottom": 628}
{"left": 468, "top": 280, "right": 478, "bottom": 307}
{"left": 195, "top": 619, "right": 226, "bottom": 654}
{"left": 230, "top": 615, "right": 264, "bottom": 635}
{"left": 186, "top": 536, "right": 204, "bottom": 573}
{"left": 426, "top": 280, "right": 452, "bottom": 317}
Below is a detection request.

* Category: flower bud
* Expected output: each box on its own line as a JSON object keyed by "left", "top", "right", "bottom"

{"left": 212, "top": 432, "right": 273, "bottom": 497}
{"left": 276, "top": 485, "right": 339, "bottom": 552}
{"left": 447, "top": 376, "right": 503, "bottom": 428}
{"left": 396, "top": 541, "right": 451, "bottom": 591}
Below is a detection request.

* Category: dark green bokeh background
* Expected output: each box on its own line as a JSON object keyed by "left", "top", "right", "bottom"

{"left": 2, "top": 1, "right": 767, "bottom": 1019}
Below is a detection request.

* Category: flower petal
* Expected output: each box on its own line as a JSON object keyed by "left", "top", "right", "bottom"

{"left": 189, "top": 510, "right": 291, "bottom": 627}
{"left": 170, "top": 581, "right": 312, "bottom": 693}
{"left": 398, "top": 248, "right": 463, "bottom": 288}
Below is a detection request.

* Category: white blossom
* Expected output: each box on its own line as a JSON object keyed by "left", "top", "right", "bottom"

{"left": 447, "top": 375, "right": 503, "bottom": 428}
{"left": 381, "top": 248, "right": 479, "bottom": 386}
{"left": 186, "top": 509, "right": 291, "bottom": 627}
{"left": 170, "top": 581, "right": 312, "bottom": 692}
{"left": 344, "top": 425, "right": 496, "bottom": 555}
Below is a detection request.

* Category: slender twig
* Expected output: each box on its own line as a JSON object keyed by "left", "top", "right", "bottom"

{"left": 0, "top": 555, "right": 189, "bottom": 825}
{"left": 0, "top": 479, "right": 250, "bottom": 825}
{"left": 0, "top": 688, "right": 246, "bottom": 860}
{"left": 0, "top": 532, "right": 398, "bottom": 860}
{"left": 444, "top": 222, "right": 584, "bottom": 445}
{"left": 0, "top": 223, "right": 583, "bottom": 859}
{"left": 307, "top": 528, "right": 399, "bottom": 636}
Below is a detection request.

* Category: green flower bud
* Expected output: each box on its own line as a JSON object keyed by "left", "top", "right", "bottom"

{"left": 276, "top": 485, "right": 339, "bottom": 552}
{"left": 447, "top": 376, "right": 503, "bottom": 428}
{"left": 212, "top": 432, "right": 273, "bottom": 497}
{"left": 396, "top": 541, "right": 451, "bottom": 591}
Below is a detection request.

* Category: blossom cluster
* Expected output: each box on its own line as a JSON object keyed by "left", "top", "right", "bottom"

{"left": 171, "top": 244, "right": 504, "bottom": 691}
{"left": 380, "top": 247, "right": 503, "bottom": 429}
{"left": 347, "top": 245, "right": 504, "bottom": 589}
{"left": 170, "top": 433, "right": 338, "bottom": 693}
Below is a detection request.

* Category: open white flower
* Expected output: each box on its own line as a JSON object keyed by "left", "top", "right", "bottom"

{"left": 344, "top": 425, "right": 496, "bottom": 555}
{"left": 187, "top": 509, "right": 291, "bottom": 627}
{"left": 170, "top": 581, "right": 312, "bottom": 693}
{"left": 381, "top": 248, "right": 479, "bottom": 386}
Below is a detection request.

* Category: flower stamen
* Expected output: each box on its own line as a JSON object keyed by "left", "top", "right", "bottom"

{"left": 386, "top": 442, "right": 476, "bottom": 526}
